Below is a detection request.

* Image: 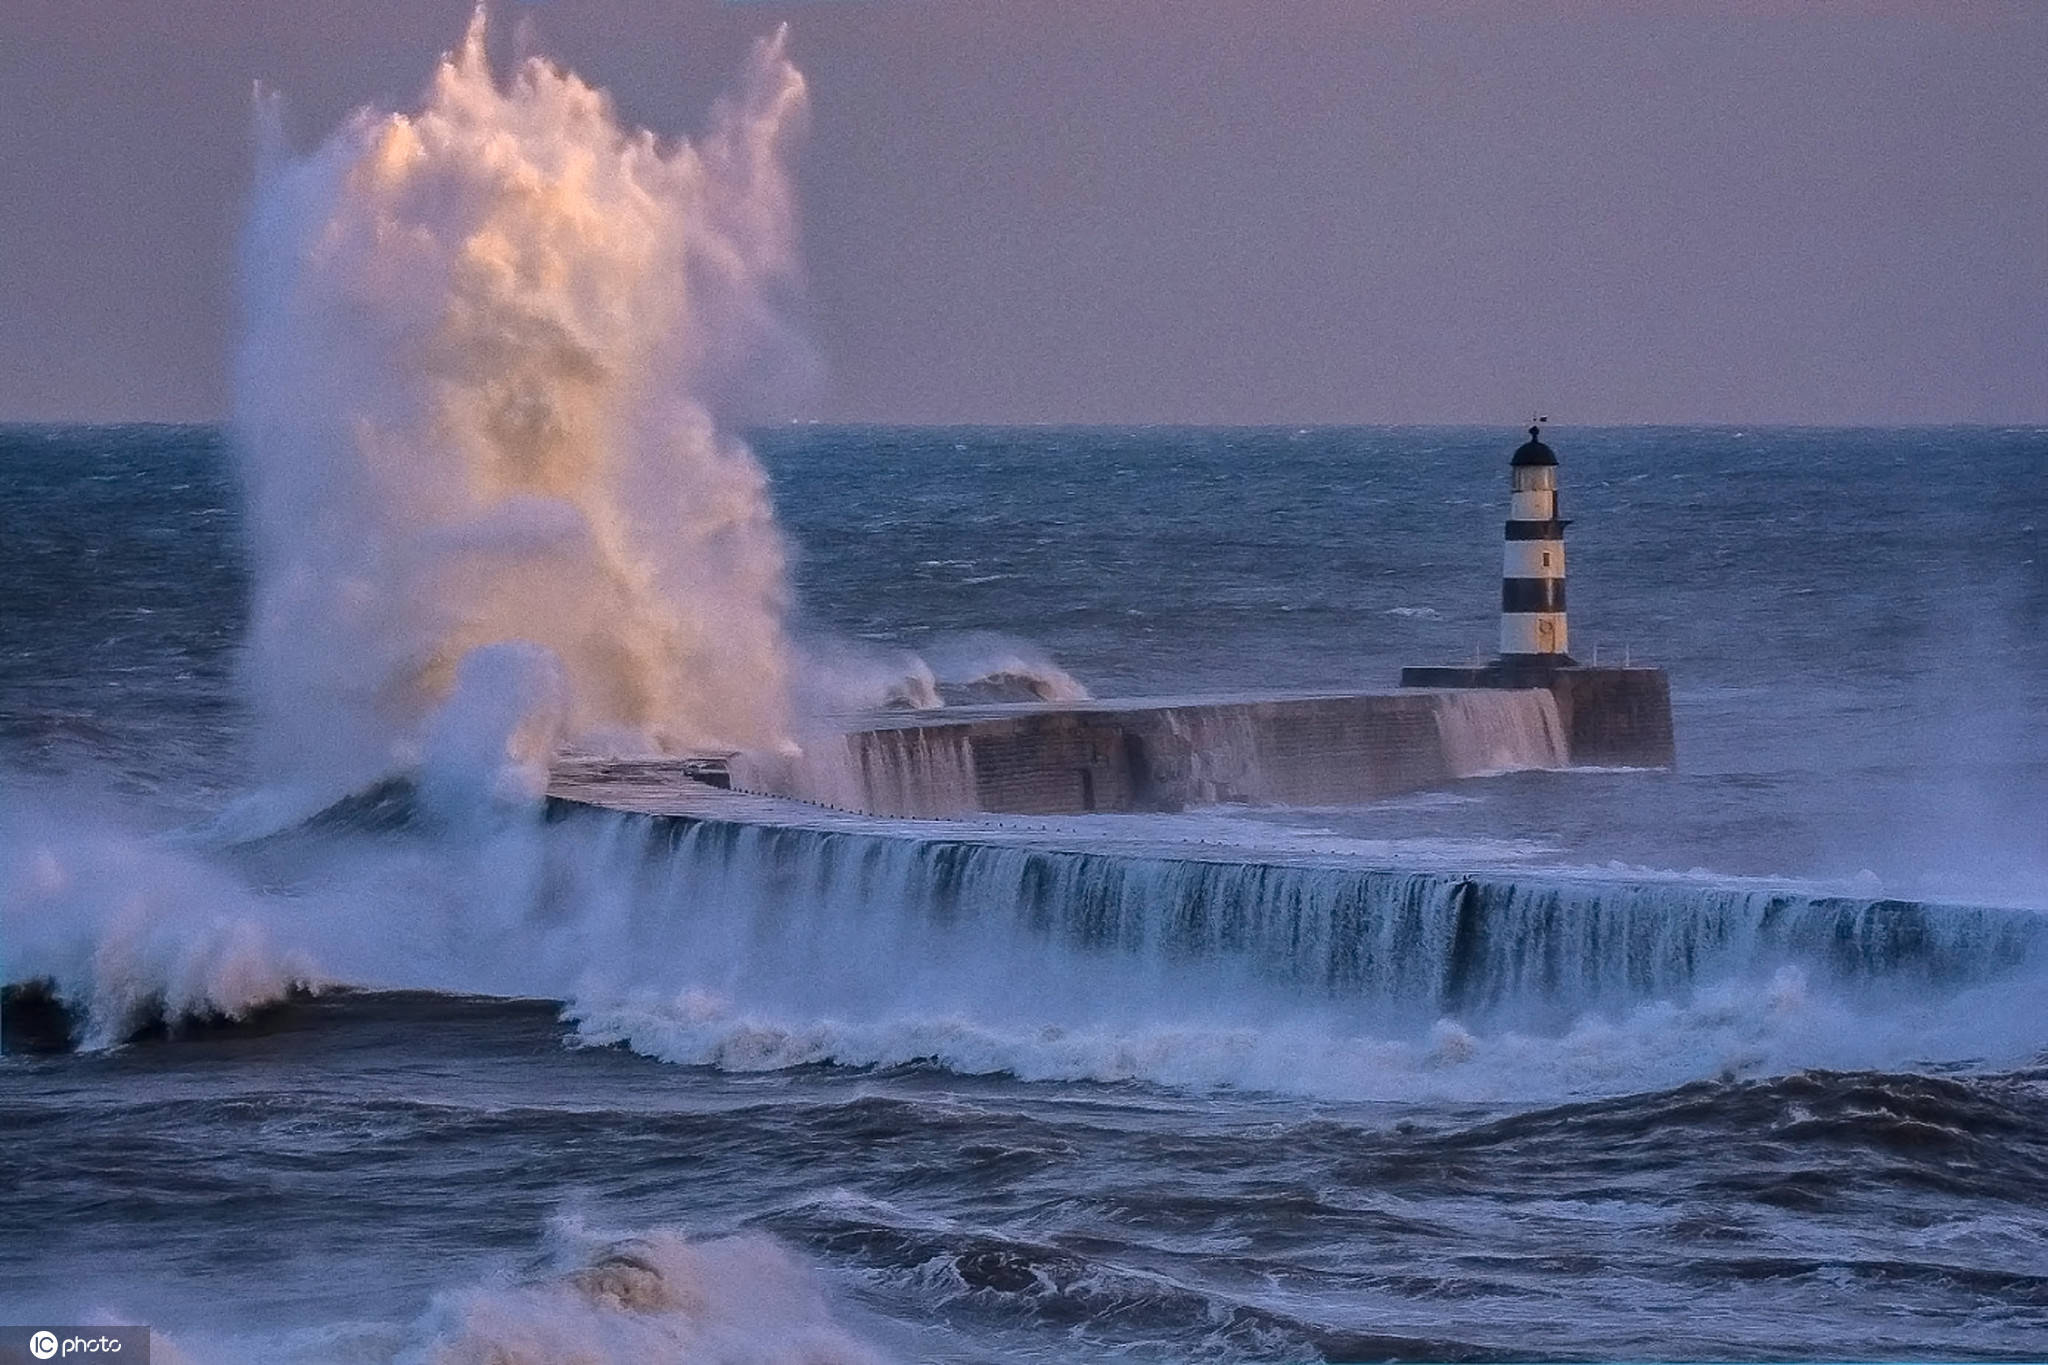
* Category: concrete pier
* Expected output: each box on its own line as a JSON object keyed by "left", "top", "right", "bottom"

{"left": 710, "top": 673, "right": 1671, "bottom": 819}
{"left": 737, "top": 692, "right": 1494, "bottom": 815}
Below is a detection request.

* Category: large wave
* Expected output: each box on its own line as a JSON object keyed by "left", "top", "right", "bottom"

{"left": 234, "top": 10, "right": 809, "bottom": 799}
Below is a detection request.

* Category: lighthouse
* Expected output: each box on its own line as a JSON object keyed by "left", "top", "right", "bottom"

{"left": 1500, "top": 424, "right": 1574, "bottom": 663}
{"left": 1401, "top": 425, "right": 1673, "bottom": 768}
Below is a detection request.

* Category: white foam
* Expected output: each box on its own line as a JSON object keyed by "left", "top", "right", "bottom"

{"left": 793, "top": 637, "right": 943, "bottom": 714}
{"left": 567, "top": 962, "right": 2048, "bottom": 1105}
{"left": 920, "top": 631, "right": 1090, "bottom": 703}
{"left": 234, "top": 12, "right": 809, "bottom": 801}
{"left": 528, "top": 810, "right": 2048, "bottom": 1102}
{"left": 398, "top": 1215, "right": 883, "bottom": 1365}
{"left": 0, "top": 795, "right": 319, "bottom": 1047}
{"left": 135, "top": 1216, "right": 883, "bottom": 1365}
{"left": 420, "top": 641, "right": 570, "bottom": 812}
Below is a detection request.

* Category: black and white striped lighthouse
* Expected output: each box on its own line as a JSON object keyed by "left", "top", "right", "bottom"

{"left": 1500, "top": 424, "right": 1574, "bottom": 662}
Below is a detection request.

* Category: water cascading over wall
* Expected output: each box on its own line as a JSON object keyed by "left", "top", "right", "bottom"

{"left": 543, "top": 801, "right": 2047, "bottom": 1031}
{"left": 729, "top": 729, "right": 980, "bottom": 816}
{"left": 1434, "top": 688, "right": 1569, "bottom": 778}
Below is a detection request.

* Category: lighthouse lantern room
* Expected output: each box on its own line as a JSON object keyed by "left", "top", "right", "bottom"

{"left": 1500, "top": 425, "right": 1574, "bottom": 662}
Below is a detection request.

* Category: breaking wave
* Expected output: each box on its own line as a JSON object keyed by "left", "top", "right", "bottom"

{"left": 133, "top": 1215, "right": 883, "bottom": 1365}
{"left": 0, "top": 794, "right": 318, "bottom": 1050}
{"left": 225, "top": 12, "right": 1094, "bottom": 829}
{"left": 395, "top": 1216, "right": 882, "bottom": 1365}
{"left": 234, "top": 10, "right": 810, "bottom": 799}
{"left": 792, "top": 632, "right": 1092, "bottom": 717}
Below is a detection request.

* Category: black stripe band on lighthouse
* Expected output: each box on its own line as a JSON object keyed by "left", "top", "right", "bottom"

{"left": 1501, "top": 424, "right": 1573, "bottom": 662}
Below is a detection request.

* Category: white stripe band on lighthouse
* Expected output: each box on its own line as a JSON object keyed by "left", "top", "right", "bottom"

{"left": 1500, "top": 424, "right": 1573, "bottom": 661}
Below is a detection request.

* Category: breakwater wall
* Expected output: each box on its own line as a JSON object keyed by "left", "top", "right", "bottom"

{"left": 726, "top": 669, "right": 1670, "bottom": 818}
{"left": 729, "top": 688, "right": 1571, "bottom": 817}
{"left": 538, "top": 775, "right": 2043, "bottom": 1029}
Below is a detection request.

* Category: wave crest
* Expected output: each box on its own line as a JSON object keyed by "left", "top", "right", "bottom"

{"left": 408, "top": 1217, "right": 882, "bottom": 1365}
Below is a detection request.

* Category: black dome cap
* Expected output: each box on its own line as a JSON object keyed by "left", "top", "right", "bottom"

{"left": 1510, "top": 424, "right": 1557, "bottom": 467}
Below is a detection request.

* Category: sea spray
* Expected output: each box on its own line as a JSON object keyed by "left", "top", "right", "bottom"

{"left": 793, "top": 637, "right": 945, "bottom": 715}
{"left": 419, "top": 641, "right": 569, "bottom": 812}
{"left": 0, "top": 792, "right": 318, "bottom": 1048}
{"left": 401, "top": 1215, "right": 884, "bottom": 1365}
{"left": 729, "top": 727, "right": 983, "bottom": 816}
{"left": 1434, "top": 688, "right": 1568, "bottom": 777}
{"left": 130, "top": 1214, "right": 887, "bottom": 1365}
{"left": 788, "top": 631, "right": 1091, "bottom": 718}
{"left": 920, "top": 631, "right": 1091, "bottom": 705}
{"left": 234, "top": 12, "right": 809, "bottom": 797}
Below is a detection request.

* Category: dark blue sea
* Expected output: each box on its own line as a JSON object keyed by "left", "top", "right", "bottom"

{"left": 3, "top": 423, "right": 2046, "bottom": 1361}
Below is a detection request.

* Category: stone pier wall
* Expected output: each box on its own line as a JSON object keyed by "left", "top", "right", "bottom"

{"left": 731, "top": 674, "right": 1676, "bottom": 818}
{"left": 827, "top": 695, "right": 1469, "bottom": 815}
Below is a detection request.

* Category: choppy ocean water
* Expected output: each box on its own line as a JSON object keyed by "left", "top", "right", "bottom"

{"left": 3, "top": 422, "right": 2046, "bottom": 1361}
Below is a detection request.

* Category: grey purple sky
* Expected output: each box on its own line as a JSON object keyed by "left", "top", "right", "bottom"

{"left": 1, "top": 1, "right": 2041, "bottom": 424}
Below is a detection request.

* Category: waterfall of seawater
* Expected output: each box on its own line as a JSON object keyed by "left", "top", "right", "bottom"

{"left": 729, "top": 729, "right": 982, "bottom": 817}
{"left": 561, "top": 809, "right": 2041, "bottom": 1021}
{"left": 544, "top": 806, "right": 2048, "bottom": 1093}
{"left": 1434, "top": 688, "right": 1569, "bottom": 777}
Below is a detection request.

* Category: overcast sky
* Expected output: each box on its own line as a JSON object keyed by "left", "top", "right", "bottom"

{"left": 1, "top": 0, "right": 2041, "bottom": 424}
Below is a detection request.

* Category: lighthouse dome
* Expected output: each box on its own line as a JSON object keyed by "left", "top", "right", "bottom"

{"left": 1510, "top": 426, "right": 1557, "bottom": 467}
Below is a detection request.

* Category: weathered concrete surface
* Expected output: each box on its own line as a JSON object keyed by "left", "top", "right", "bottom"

{"left": 1548, "top": 668, "right": 1677, "bottom": 768}
{"left": 728, "top": 688, "right": 1575, "bottom": 817}
{"left": 926, "top": 693, "right": 1462, "bottom": 813}
{"left": 1399, "top": 665, "right": 1676, "bottom": 769}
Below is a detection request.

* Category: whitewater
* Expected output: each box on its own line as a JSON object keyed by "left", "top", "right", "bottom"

{"left": 3, "top": 16, "right": 2047, "bottom": 1364}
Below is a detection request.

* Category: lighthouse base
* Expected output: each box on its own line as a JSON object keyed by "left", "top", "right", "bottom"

{"left": 1400, "top": 663, "right": 1675, "bottom": 769}
{"left": 1409, "top": 653, "right": 1577, "bottom": 686}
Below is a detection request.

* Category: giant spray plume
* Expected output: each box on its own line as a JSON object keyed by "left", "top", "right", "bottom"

{"left": 234, "top": 11, "right": 810, "bottom": 794}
